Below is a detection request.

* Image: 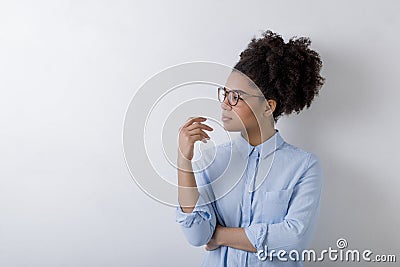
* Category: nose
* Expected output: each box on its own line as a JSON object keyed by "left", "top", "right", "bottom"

{"left": 221, "top": 92, "right": 232, "bottom": 109}
{"left": 221, "top": 99, "right": 232, "bottom": 111}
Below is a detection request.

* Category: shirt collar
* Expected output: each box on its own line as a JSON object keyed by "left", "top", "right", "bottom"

{"left": 234, "top": 129, "right": 285, "bottom": 159}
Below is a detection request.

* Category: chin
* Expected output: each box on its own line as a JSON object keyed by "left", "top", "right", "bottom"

{"left": 222, "top": 124, "right": 241, "bottom": 132}
{"left": 222, "top": 118, "right": 245, "bottom": 132}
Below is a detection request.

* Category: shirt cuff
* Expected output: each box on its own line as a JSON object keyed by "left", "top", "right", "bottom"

{"left": 175, "top": 194, "right": 212, "bottom": 228}
{"left": 244, "top": 223, "right": 268, "bottom": 252}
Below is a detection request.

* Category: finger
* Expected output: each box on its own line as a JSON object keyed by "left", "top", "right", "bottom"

{"left": 182, "top": 116, "right": 207, "bottom": 128}
{"left": 190, "top": 134, "right": 209, "bottom": 143}
{"left": 188, "top": 129, "right": 210, "bottom": 139}
{"left": 186, "top": 122, "right": 214, "bottom": 132}
{"left": 194, "top": 132, "right": 210, "bottom": 142}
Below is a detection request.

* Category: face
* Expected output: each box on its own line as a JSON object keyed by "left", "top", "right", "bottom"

{"left": 220, "top": 71, "right": 272, "bottom": 133}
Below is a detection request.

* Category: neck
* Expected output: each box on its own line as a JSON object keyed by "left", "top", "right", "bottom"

{"left": 241, "top": 125, "right": 276, "bottom": 147}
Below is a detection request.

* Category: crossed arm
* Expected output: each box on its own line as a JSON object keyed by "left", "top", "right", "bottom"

{"left": 205, "top": 224, "right": 257, "bottom": 253}
{"left": 178, "top": 153, "right": 322, "bottom": 255}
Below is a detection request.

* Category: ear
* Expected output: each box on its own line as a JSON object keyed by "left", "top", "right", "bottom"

{"left": 263, "top": 99, "right": 276, "bottom": 116}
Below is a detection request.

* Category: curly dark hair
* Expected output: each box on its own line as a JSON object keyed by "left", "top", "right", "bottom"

{"left": 233, "top": 30, "right": 325, "bottom": 122}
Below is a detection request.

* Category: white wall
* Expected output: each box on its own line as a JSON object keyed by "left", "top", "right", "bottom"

{"left": 1, "top": 0, "right": 399, "bottom": 266}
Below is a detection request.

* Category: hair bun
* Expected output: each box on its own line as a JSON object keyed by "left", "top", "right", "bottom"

{"left": 234, "top": 30, "right": 325, "bottom": 122}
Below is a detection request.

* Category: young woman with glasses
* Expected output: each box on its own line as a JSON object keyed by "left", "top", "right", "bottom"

{"left": 176, "top": 30, "right": 325, "bottom": 266}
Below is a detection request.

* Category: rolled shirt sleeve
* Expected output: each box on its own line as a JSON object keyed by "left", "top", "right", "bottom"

{"left": 176, "top": 193, "right": 214, "bottom": 227}
{"left": 244, "top": 153, "right": 323, "bottom": 256}
{"left": 175, "top": 166, "right": 217, "bottom": 247}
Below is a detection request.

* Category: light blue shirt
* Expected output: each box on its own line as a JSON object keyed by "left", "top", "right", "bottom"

{"left": 176, "top": 129, "right": 323, "bottom": 266}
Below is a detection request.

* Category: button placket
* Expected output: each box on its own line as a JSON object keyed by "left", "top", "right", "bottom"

{"left": 242, "top": 147, "right": 260, "bottom": 226}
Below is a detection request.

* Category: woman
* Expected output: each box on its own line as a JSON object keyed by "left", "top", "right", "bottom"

{"left": 176, "top": 30, "right": 325, "bottom": 266}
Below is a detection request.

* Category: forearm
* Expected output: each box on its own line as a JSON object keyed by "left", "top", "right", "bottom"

{"left": 177, "top": 155, "right": 199, "bottom": 213}
{"left": 216, "top": 226, "right": 257, "bottom": 253}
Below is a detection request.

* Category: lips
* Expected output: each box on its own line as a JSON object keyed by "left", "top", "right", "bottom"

{"left": 221, "top": 115, "right": 232, "bottom": 121}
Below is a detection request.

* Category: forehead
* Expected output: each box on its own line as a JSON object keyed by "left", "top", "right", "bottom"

{"left": 225, "top": 71, "right": 258, "bottom": 94}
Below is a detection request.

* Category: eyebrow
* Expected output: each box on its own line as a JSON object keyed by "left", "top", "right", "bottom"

{"left": 226, "top": 88, "right": 248, "bottom": 95}
{"left": 235, "top": 89, "right": 247, "bottom": 94}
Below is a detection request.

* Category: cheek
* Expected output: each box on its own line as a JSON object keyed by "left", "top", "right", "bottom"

{"left": 232, "top": 105, "right": 257, "bottom": 123}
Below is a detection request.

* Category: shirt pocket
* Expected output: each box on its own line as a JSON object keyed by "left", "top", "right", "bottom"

{"left": 262, "top": 188, "right": 294, "bottom": 223}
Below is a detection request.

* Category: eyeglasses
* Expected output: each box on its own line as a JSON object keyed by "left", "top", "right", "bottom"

{"left": 217, "top": 86, "right": 264, "bottom": 106}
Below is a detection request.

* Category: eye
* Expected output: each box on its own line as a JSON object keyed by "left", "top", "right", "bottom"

{"left": 232, "top": 92, "right": 240, "bottom": 101}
